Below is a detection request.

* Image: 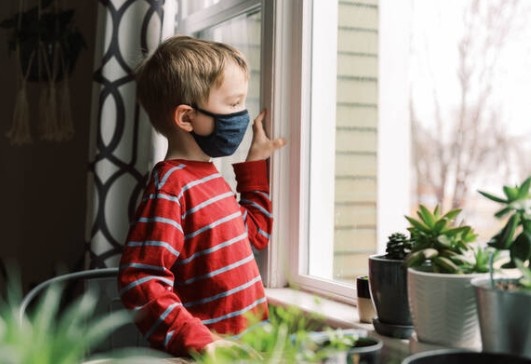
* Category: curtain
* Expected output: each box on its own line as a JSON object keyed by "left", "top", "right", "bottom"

{"left": 85, "top": 0, "right": 175, "bottom": 268}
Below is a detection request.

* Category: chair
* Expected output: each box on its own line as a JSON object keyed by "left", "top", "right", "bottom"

{"left": 19, "top": 267, "right": 149, "bottom": 353}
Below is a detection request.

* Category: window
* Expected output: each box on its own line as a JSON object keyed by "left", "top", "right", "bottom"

{"left": 266, "top": 0, "right": 410, "bottom": 303}
{"left": 176, "top": 0, "right": 411, "bottom": 304}
{"left": 176, "top": 0, "right": 531, "bottom": 306}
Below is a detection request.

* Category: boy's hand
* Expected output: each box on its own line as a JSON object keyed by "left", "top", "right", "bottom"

{"left": 203, "top": 337, "right": 263, "bottom": 361}
{"left": 246, "top": 109, "right": 286, "bottom": 161}
{"left": 204, "top": 338, "right": 239, "bottom": 354}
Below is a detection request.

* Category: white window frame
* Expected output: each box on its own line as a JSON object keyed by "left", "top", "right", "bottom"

{"left": 264, "top": 0, "right": 411, "bottom": 305}
{"left": 262, "top": 0, "right": 356, "bottom": 304}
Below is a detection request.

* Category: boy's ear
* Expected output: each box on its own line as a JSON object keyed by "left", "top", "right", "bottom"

{"left": 173, "top": 104, "right": 195, "bottom": 132}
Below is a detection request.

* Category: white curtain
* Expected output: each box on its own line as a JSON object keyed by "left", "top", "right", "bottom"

{"left": 85, "top": 0, "right": 176, "bottom": 268}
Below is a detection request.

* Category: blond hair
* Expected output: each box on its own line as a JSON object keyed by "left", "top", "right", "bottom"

{"left": 135, "top": 35, "right": 249, "bottom": 136}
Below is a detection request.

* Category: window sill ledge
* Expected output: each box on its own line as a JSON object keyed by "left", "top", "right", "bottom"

{"left": 266, "top": 288, "right": 411, "bottom": 362}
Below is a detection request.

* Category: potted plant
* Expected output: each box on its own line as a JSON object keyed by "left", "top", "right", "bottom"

{"left": 404, "top": 205, "right": 490, "bottom": 350}
{"left": 193, "top": 305, "right": 383, "bottom": 363}
{"left": 472, "top": 176, "right": 531, "bottom": 359}
{"left": 368, "top": 232, "right": 414, "bottom": 339}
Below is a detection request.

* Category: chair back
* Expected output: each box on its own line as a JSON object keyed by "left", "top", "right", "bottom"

{"left": 19, "top": 268, "right": 149, "bottom": 354}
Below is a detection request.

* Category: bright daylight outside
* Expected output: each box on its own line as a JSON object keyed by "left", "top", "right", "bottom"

{"left": 332, "top": 0, "right": 531, "bottom": 285}
{"left": 409, "top": 0, "right": 531, "bottom": 242}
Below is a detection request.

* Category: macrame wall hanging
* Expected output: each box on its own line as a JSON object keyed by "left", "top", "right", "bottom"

{"left": 0, "top": 0, "right": 86, "bottom": 145}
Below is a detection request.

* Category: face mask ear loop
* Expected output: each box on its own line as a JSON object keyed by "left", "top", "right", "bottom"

{"left": 194, "top": 106, "right": 218, "bottom": 119}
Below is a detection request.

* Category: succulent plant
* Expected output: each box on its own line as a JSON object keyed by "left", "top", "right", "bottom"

{"left": 385, "top": 232, "right": 412, "bottom": 260}
{"left": 478, "top": 176, "right": 531, "bottom": 289}
{"left": 478, "top": 176, "right": 531, "bottom": 268}
{"left": 404, "top": 204, "right": 487, "bottom": 274}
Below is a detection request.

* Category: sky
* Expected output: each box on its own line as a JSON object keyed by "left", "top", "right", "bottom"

{"left": 410, "top": 0, "right": 531, "bottom": 139}
{"left": 408, "top": 0, "right": 531, "bottom": 237}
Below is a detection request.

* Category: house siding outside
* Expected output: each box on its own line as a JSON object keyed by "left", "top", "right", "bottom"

{"left": 334, "top": 0, "right": 379, "bottom": 282}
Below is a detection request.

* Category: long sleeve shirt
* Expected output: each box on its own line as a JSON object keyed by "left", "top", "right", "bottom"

{"left": 118, "top": 159, "right": 272, "bottom": 356}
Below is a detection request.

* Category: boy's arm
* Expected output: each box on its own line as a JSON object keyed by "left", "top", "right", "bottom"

{"left": 118, "top": 192, "right": 214, "bottom": 357}
{"left": 233, "top": 159, "right": 273, "bottom": 250}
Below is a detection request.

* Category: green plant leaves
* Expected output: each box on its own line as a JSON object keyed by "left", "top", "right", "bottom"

{"left": 478, "top": 190, "right": 508, "bottom": 204}
{"left": 0, "top": 278, "right": 133, "bottom": 364}
{"left": 479, "top": 177, "right": 531, "bottom": 286}
{"left": 405, "top": 205, "right": 481, "bottom": 273}
{"left": 510, "top": 232, "right": 531, "bottom": 263}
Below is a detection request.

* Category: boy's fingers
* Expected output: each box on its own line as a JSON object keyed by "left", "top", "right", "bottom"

{"left": 252, "top": 111, "right": 266, "bottom": 131}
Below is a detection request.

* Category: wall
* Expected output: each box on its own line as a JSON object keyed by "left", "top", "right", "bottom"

{"left": 0, "top": 0, "right": 97, "bottom": 291}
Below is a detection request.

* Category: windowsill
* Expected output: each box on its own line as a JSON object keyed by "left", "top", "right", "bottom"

{"left": 266, "top": 288, "right": 411, "bottom": 362}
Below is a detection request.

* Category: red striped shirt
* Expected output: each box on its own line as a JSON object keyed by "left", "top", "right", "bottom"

{"left": 118, "top": 159, "right": 271, "bottom": 356}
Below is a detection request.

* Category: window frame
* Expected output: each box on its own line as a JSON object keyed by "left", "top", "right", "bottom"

{"left": 261, "top": 0, "right": 358, "bottom": 304}
{"left": 264, "top": 0, "right": 411, "bottom": 304}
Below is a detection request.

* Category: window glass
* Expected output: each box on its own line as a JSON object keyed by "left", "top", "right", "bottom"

{"left": 332, "top": 1, "right": 379, "bottom": 284}
{"left": 303, "top": 1, "right": 380, "bottom": 287}
{"left": 181, "top": 0, "right": 221, "bottom": 17}
{"left": 304, "top": 0, "right": 531, "bottom": 289}
{"left": 410, "top": 0, "right": 531, "bottom": 240}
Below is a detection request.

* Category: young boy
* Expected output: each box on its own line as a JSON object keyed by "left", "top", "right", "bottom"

{"left": 117, "top": 35, "right": 286, "bottom": 357}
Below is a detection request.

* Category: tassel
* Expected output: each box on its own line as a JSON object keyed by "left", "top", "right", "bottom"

{"left": 6, "top": 45, "right": 34, "bottom": 145}
{"left": 40, "top": 81, "right": 59, "bottom": 141}
{"left": 6, "top": 81, "right": 32, "bottom": 145}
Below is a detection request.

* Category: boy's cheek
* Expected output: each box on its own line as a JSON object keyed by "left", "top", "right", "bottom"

{"left": 192, "top": 117, "right": 215, "bottom": 135}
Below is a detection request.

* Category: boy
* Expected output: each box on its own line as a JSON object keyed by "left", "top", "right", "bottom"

{"left": 117, "top": 35, "right": 286, "bottom": 357}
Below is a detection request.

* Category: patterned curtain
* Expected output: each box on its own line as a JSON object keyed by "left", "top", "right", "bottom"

{"left": 85, "top": 0, "right": 176, "bottom": 268}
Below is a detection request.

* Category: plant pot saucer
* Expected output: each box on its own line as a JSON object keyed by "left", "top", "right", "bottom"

{"left": 372, "top": 318, "right": 413, "bottom": 339}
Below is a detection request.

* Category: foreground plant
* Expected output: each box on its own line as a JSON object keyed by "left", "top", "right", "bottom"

{"left": 193, "top": 305, "right": 371, "bottom": 364}
{"left": 404, "top": 204, "right": 488, "bottom": 274}
{"left": 0, "top": 273, "right": 132, "bottom": 364}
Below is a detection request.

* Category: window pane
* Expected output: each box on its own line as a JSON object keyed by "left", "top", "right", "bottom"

{"left": 182, "top": 0, "right": 221, "bottom": 17}
{"left": 306, "top": 1, "right": 379, "bottom": 287}
{"left": 196, "top": 11, "right": 262, "bottom": 188}
{"left": 333, "top": 1, "right": 379, "bottom": 284}
{"left": 410, "top": 0, "right": 531, "bottom": 240}
{"left": 307, "top": 0, "right": 531, "bottom": 290}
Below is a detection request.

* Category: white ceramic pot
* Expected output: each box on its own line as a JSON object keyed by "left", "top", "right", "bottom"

{"left": 407, "top": 268, "right": 485, "bottom": 350}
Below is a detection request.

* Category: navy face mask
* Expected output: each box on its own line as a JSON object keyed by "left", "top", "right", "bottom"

{"left": 191, "top": 107, "right": 250, "bottom": 158}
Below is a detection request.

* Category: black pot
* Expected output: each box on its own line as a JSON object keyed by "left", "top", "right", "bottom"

{"left": 368, "top": 254, "right": 413, "bottom": 338}
{"left": 402, "top": 349, "right": 531, "bottom": 364}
